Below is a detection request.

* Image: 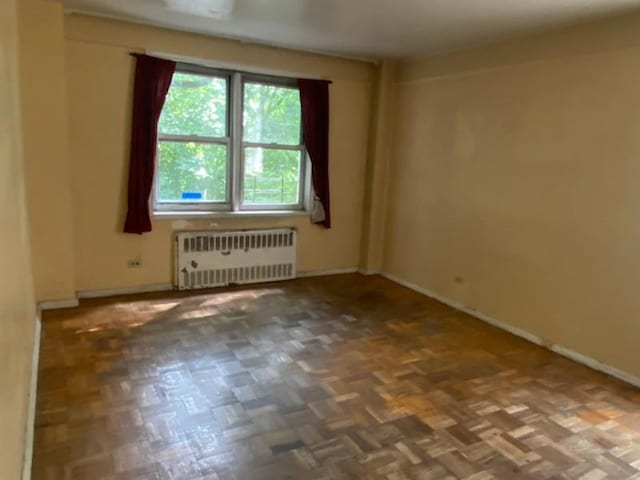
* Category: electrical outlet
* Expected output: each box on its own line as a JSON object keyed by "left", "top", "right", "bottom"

{"left": 128, "top": 259, "right": 142, "bottom": 268}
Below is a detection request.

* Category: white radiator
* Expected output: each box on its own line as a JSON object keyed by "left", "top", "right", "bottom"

{"left": 175, "top": 229, "right": 297, "bottom": 290}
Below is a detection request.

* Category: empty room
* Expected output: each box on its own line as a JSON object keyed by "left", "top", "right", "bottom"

{"left": 3, "top": 0, "right": 640, "bottom": 478}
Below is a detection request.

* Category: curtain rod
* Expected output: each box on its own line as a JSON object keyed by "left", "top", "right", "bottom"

{"left": 128, "top": 52, "right": 332, "bottom": 83}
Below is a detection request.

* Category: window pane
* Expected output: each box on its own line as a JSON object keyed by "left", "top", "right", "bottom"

{"left": 243, "top": 147, "right": 301, "bottom": 205}
{"left": 159, "top": 72, "right": 227, "bottom": 138}
{"left": 157, "top": 142, "right": 227, "bottom": 202}
{"left": 243, "top": 83, "right": 301, "bottom": 145}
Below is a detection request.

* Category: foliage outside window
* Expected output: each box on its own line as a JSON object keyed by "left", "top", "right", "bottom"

{"left": 156, "top": 64, "right": 306, "bottom": 213}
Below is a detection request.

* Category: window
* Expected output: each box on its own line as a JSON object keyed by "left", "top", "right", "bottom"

{"left": 155, "top": 64, "right": 307, "bottom": 213}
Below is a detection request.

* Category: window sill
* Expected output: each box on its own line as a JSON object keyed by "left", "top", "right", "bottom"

{"left": 152, "top": 210, "right": 310, "bottom": 220}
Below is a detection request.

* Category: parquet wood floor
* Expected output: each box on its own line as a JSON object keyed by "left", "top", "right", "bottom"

{"left": 33, "top": 274, "right": 640, "bottom": 479}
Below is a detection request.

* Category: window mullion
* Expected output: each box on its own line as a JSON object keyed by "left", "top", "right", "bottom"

{"left": 231, "top": 72, "right": 243, "bottom": 211}
{"left": 158, "top": 134, "right": 230, "bottom": 145}
{"left": 243, "top": 142, "right": 303, "bottom": 151}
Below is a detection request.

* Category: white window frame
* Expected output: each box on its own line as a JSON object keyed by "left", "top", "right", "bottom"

{"left": 153, "top": 63, "right": 308, "bottom": 215}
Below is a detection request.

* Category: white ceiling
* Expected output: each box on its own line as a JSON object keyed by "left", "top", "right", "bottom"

{"left": 59, "top": 0, "right": 640, "bottom": 59}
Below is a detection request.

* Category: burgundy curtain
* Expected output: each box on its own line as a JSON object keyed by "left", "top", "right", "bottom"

{"left": 298, "top": 79, "right": 332, "bottom": 228}
{"left": 123, "top": 54, "right": 176, "bottom": 234}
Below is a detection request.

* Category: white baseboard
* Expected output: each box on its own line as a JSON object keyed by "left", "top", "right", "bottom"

{"left": 38, "top": 298, "right": 79, "bottom": 311}
{"left": 549, "top": 343, "right": 640, "bottom": 389}
{"left": 296, "top": 267, "right": 358, "bottom": 278}
{"left": 22, "top": 311, "right": 41, "bottom": 480}
{"left": 358, "top": 268, "right": 380, "bottom": 276}
{"left": 77, "top": 283, "right": 174, "bottom": 299}
{"left": 381, "top": 272, "right": 640, "bottom": 389}
{"left": 65, "top": 271, "right": 363, "bottom": 302}
{"left": 76, "top": 270, "right": 361, "bottom": 300}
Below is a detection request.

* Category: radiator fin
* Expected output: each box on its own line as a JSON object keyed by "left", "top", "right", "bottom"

{"left": 176, "top": 229, "right": 296, "bottom": 290}
{"left": 180, "top": 264, "right": 295, "bottom": 289}
{"left": 180, "top": 231, "right": 296, "bottom": 254}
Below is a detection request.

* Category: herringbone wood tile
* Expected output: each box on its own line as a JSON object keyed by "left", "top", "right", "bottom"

{"left": 32, "top": 274, "right": 640, "bottom": 479}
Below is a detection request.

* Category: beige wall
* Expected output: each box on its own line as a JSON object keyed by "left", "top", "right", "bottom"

{"left": 64, "top": 15, "right": 374, "bottom": 292}
{"left": 359, "top": 61, "right": 397, "bottom": 274}
{"left": 0, "top": 0, "right": 37, "bottom": 477}
{"left": 385, "top": 12, "right": 640, "bottom": 378}
{"left": 18, "top": 0, "right": 76, "bottom": 302}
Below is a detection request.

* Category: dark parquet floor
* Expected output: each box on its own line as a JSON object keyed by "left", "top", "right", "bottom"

{"left": 32, "top": 274, "right": 640, "bottom": 479}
